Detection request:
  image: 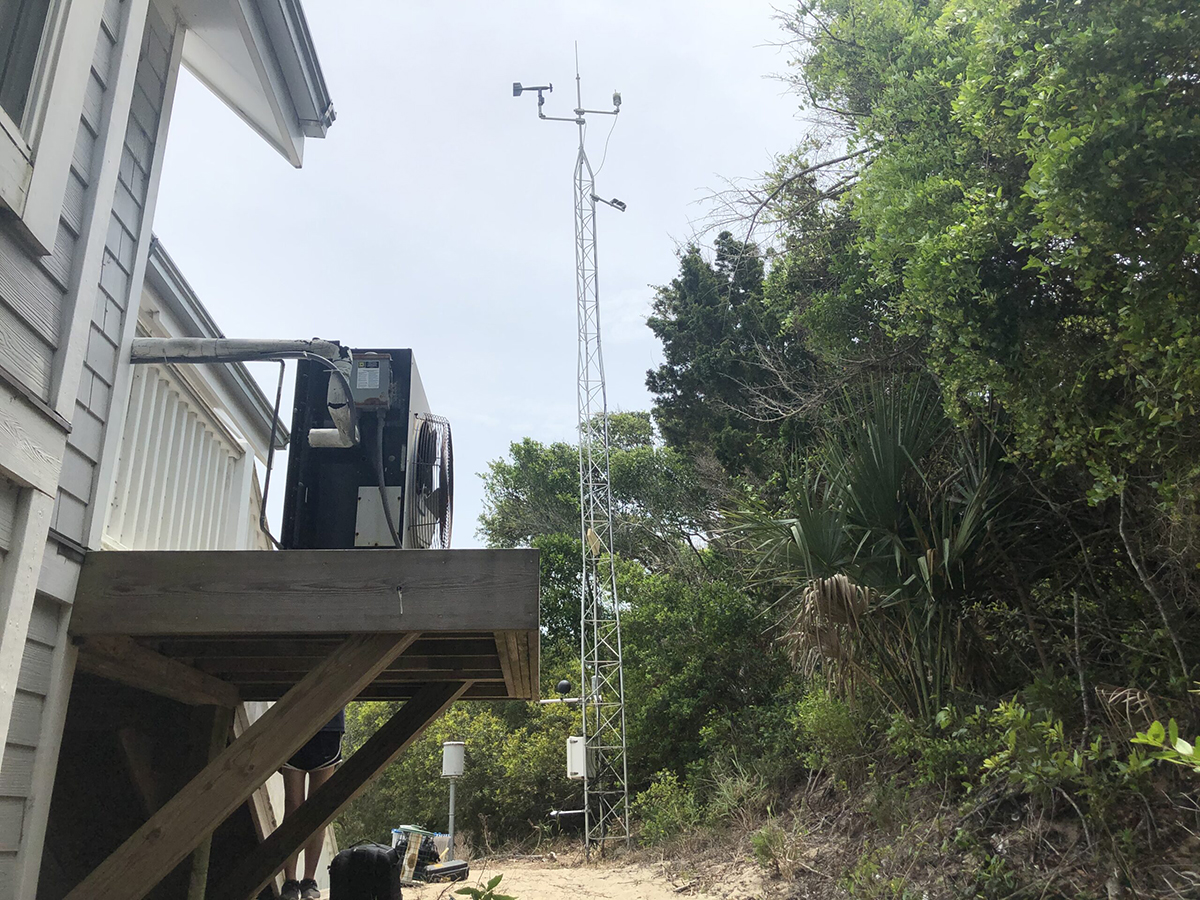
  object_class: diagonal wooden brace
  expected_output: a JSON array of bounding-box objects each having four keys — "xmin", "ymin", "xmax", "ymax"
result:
[
  {"xmin": 63, "ymin": 632, "xmax": 420, "ymax": 900},
  {"xmin": 213, "ymin": 680, "xmax": 472, "ymax": 900},
  {"xmin": 76, "ymin": 635, "xmax": 241, "ymax": 708}
]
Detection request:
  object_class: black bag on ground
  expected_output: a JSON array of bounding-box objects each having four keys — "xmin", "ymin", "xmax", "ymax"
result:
[{"xmin": 328, "ymin": 842, "xmax": 402, "ymax": 900}]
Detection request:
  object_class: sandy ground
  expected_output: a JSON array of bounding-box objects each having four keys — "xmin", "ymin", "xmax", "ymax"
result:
[{"xmin": 402, "ymin": 856, "xmax": 767, "ymax": 900}]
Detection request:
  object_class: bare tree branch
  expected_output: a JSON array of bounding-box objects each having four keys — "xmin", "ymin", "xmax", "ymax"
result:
[{"xmin": 1119, "ymin": 487, "xmax": 1191, "ymax": 685}]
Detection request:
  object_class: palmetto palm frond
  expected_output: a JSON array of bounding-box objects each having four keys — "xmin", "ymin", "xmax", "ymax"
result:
[{"xmin": 733, "ymin": 377, "xmax": 1006, "ymax": 720}]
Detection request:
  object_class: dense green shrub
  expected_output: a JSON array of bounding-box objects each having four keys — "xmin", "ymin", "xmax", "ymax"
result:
[
  {"xmin": 886, "ymin": 706, "xmax": 998, "ymax": 791},
  {"xmin": 631, "ymin": 771, "xmax": 701, "ymax": 845},
  {"xmin": 981, "ymin": 700, "xmax": 1153, "ymax": 823},
  {"xmin": 337, "ymin": 701, "xmax": 577, "ymax": 849},
  {"xmin": 794, "ymin": 689, "xmax": 870, "ymax": 786}
]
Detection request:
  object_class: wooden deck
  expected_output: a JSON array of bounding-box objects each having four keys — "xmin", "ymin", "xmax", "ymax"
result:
[
  {"xmin": 61, "ymin": 547, "xmax": 540, "ymax": 900},
  {"xmin": 71, "ymin": 548, "xmax": 541, "ymax": 702}
]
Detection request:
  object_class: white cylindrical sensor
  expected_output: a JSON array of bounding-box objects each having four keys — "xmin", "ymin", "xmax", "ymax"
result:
[{"xmin": 442, "ymin": 741, "xmax": 465, "ymax": 778}]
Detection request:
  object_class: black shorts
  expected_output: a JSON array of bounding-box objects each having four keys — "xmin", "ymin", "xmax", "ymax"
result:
[{"xmin": 283, "ymin": 730, "xmax": 343, "ymax": 772}]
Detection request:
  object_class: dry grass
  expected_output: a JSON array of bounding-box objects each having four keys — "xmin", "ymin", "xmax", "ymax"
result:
[{"xmin": 607, "ymin": 770, "xmax": 1200, "ymax": 900}]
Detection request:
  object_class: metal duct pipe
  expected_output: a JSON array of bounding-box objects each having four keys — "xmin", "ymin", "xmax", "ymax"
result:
[{"xmin": 130, "ymin": 337, "xmax": 346, "ymax": 364}]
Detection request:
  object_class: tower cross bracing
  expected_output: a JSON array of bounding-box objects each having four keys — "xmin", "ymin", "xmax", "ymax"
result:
[{"xmin": 514, "ymin": 59, "xmax": 630, "ymax": 853}]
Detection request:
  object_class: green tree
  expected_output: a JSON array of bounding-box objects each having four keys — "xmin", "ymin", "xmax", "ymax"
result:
[
  {"xmin": 337, "ymin": 702, "xmax": 577, "ymax": 849},
  {"xmin": 646, "ymin": 232, "xmax": 815, "ymax": 480},
  {"xmin": 783, "ymin": 0, "xmax": 1200, "ymax": 502},
  {"xmin": 619, "ymin": 557, "xmax": 795, "ymax": 781},
  {"xmin": 530, "ymin": 532, "xmax": 581, "ymax": 668},
  {"xmin": 768, "ymin": 0, "xmax": 1200, "ymax": 689},
  {"xmin": 478, "ymin": 412, "xmax": 712, "ymax": 567},
  {"xmin": 477, "ymin": 415, "xmax": 799, "ymax": 794}
]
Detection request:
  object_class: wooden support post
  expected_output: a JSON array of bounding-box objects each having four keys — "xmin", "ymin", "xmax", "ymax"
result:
[
  {"xmin": 63, "ymin": 633, "xmax": 419, "ymax": 900},
  {"xmin": 494, "ymin": 633, "xmax": 518, "ymax": 698},
  {"xmin": 76, "ymin": 635, "xmax": 241, "ymax": 707},
  {"xmin": 116, "ymin": 727, "xmax": 167, "ymax": 816},
  {"xmin": 212, "ymin": 681, "xmax": 471, "ymax": 900},
  {"xmin": 233, "ymin": 705, "xmax": 279, "ymax": 844},
  {"xmin": 185, "ymin": 705, "xmax": 234, "ymax": 900}
]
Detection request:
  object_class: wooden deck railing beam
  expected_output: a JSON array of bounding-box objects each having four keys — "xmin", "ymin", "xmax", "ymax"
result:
[{"xmin": 70, "ymin": 549, "xmax": 538, "ymax": 636}]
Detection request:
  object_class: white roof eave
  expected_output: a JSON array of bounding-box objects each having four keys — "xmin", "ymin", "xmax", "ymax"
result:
[{"xmin": 176, "ymin": 0, "xmax": 334, "ymax": 167}]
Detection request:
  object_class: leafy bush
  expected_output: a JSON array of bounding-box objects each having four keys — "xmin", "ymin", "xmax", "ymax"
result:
[
  {"xmin": 631, "ymin": 771, "xmax": 701, "ymax": 845},
  {"xmin": 982, "ymin": 701, "xmax": 1152, "ymax": 822},
  {"xmin": 886, "ymin": 706, "xmax": 998, "ymax": 791},
  {"xmin": 1131, "ymin": 719, "xmax": 1200, "ymax": 774},
  {"xmin": 622, "ymin": 562, "xmax": 796, "ymax": 781},
  {"xmin": 794, "ymin": 689, "xmax": 869, "ymax": 786}
]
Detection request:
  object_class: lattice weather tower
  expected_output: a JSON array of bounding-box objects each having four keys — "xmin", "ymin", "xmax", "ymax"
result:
[{"xmin": 513, "ymin": 53, "xmax": 630, "ymax": 854}]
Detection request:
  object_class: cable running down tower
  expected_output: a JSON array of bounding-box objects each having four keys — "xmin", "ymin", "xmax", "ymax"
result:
[{"xmin": 513, "ymin": 60, "xmax": 630, "ymax": 854}]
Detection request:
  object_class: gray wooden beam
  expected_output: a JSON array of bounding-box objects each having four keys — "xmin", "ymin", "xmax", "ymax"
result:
[
  {"xmin": 63, "ymin": 633, "xmax": 419, "ymax": 900},
  {"xmin": 153, "ymin": 636, "xmax": 499, "ymax": 658},
  {"xmin": 238, "ymin": 682, "xmax": 511, "ymax": 702},
  {"xmin": 494, "ymin": 633, "xmax": 518, "ymax": 698},
  {"xmin": 75, "ymin": 635, "xmax": 241, "ymax": 707},
  {"xmin": 71, "ymin": 549, "xmax": 539, "ymax": 636},
  {"xmin": 194, "ymin": 654, "xmax": 500, "ymax": 674},
  {"xmin": 212, "ymin": 682, "xmax": 470, "ymax": 900},
  {"xmin": 226, "ymin": 671, "xmax": 503, "ymax": 684},
  {"xmin": 185, "ymin": 705, "xmax": 234, "ymax": 900}
]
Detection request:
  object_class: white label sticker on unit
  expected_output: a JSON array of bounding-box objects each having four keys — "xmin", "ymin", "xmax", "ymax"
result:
[{"xmin": 357, "ymin": 365, "xmax": 380, "ymax": 390}]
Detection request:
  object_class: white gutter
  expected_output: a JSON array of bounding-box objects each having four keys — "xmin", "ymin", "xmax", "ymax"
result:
[{"xmin": 253, "ymin": 0, "xmax": 336, "ymax": 137}]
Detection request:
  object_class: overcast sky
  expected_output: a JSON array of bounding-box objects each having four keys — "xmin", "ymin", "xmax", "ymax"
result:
[{"xmin": 153, "ymin": 1, "xmax": 802, "ymax": 547}]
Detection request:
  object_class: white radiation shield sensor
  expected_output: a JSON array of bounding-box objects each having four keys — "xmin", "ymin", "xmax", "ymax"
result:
[{"xmin": 442, "ymin": 741, "xmax": 465, "ymax": 778}]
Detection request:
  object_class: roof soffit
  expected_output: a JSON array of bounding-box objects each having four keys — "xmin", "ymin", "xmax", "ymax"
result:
[{"xmin": 169, "ymin": 0, "xmax": 333, "ymax": 166}]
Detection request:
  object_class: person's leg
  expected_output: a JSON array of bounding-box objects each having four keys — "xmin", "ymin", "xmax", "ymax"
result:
[
  {"xmin": 301, "ymin": 764, "xmax": 336, "ymax": 881},
  {"xmin": 281, "ymin": 767, "xmax": 307, "ymax": 883}
]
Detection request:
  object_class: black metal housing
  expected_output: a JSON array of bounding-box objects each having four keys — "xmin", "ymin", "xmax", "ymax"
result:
[{"xmin": 282, "ymin": 349, "xmax": 418, "ymax": 550}]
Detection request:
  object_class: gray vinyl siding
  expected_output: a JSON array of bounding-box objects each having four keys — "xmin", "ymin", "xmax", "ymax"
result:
[
  {"xmin": 0, "ymin": 479, "xmax": 55, "ymax": 882},
  {"xmin": 0, "ymin": 482, "xmax": 13, "ymax": 885},
  {"xmin": 0, "ymin": 595, "xmax": 61, "ymax": 878},
  {"xmin": 53, "ymin": 2, "xmax": 172, "ymax": 544},
  {"xmin": 0, "ymin": 7, "xmax": 131, "ymax": 402},
  {"xmin": 0, "ymin": 230, "xmax": 58, "ymax": 400},
  {"xmin": 0, "ymin": 477, "xmax": 15, "ymax": 557}
]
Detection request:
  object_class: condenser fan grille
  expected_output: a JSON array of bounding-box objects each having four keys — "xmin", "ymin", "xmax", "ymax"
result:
[{"xmin": 408, "ymin": 414, "xmax": 453, "ymax": 549}]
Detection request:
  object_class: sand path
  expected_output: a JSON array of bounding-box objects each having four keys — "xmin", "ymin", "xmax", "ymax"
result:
[{"xmin": 403, "ymin": 856, "xmax": 758, "ymax": 900}]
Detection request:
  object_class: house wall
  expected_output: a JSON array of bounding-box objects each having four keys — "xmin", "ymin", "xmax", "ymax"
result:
[
  {"xmin": 0, "ymin": 1, "xmax": 329, "ymax": 894},
  {"xmin": 55, "ymin": 0, "xmax": 174, "ymax": 547},
  {"xmin": 0, "ymin": 2, "xmax": 184, "ymax": 896}
]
